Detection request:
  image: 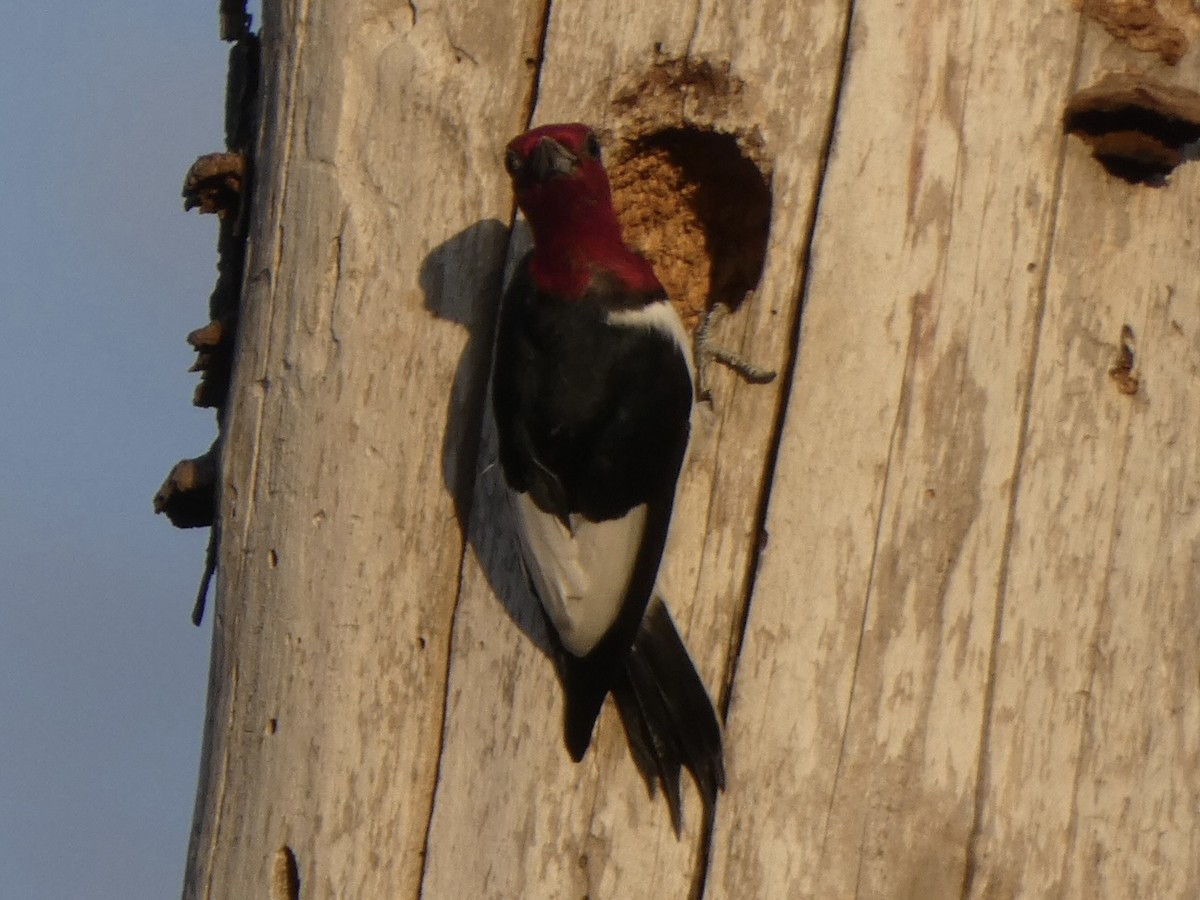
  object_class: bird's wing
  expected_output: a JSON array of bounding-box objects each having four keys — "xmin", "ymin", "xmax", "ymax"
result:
[{"xmin": 493, "ymin": 259, "xmax": 693, "ymax": 657}]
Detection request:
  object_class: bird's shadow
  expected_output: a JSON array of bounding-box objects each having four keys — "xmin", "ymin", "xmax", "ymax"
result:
[{"xmin": 419, "ymin": 217, "xmax": 553, "ymax": 657}]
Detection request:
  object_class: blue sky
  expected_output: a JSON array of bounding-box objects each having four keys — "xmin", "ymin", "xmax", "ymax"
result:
[{"xmin": 0, "ymin": 4, "xmax": 251, "ymax": 896}]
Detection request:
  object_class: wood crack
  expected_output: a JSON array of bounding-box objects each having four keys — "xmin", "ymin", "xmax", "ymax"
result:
[
  {"xmin": 958, "ymin": 13, "xmax": 1089, "ymax": 898},
  {"xmin": 1058, "ymin": 341, "xmax": 1138, "ymax": 893},
  {"xmin": 240, "ymin": 0, "xmax": 310, "ymax": 553},
  {"xmin": 202, "ymin": 661, "xmax": 240, "ymax": 900},
  {"xmin": 523, "ymin": 0, "xmax": 554, "ymax": 131},
  {"xmin": 414, "ymin": 516, "xmax": 481, "ymax": 900},
  {"xmin": 416, "ymin": 3, "xmax": 554, "ymax": 897},
  {"xmin": 706, "ymin": 0, "xmax": 860, "ymax": 888},
  {"xmin": 717, "ymin": 0, "xmax": 859, "ymax": 713},
  {"xmin": 818, "ymin": 279, "xmax": 922, "ymax": 862}
]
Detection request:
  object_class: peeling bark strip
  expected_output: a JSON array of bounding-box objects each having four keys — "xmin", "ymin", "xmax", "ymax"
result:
[
  {"xmin": 184, "ymin": 0, "xmax": 1200, "ymax": 897},
  {"xmin": 154, "ymin": 6, "xmax": 259, "ymax": 625},
  {"xmin": 1064, "ymin": 72, "xmax": 1200, "ymax": 183},
  {"xmin": 154, "ymin": 445, "xmax": 218, "ymax": 529},
  {"xmin": 182, "ymin": 151, "xmax": 247, "ymax": 216}
]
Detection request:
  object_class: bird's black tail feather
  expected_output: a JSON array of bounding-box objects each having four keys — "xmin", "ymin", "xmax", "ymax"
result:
[
  {"xmin": 611, "ymin": 597, "xmax": 725, "ymax": 834},
  {"xmin": 556, "ymin": 596, "xmax": 725, "ymax": 833}
]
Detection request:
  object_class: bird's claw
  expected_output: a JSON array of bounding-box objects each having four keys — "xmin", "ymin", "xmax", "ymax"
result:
[{"xmin": 694, "ymin": 301, "xmax": 777, "ymax": 403}]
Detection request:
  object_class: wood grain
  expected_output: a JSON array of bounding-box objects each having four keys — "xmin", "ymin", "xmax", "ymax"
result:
[
  {"xmin": 421, "ymin": 0, "xmax": 850, "ymax": 895},
  {"xmin": 710, "ymin": 1, "xmax": 1084, "ymax": 895},
  {"xmin": 183, "ymin": 0, "xmax": 1200, "ymax": 897},
  {"xmin": 965, "ymin": 29, "xmax": 1200, "ymax": 900},
  {"xmin": 182, "ymin": 0, "xmax": 545, "ymax": 896}
]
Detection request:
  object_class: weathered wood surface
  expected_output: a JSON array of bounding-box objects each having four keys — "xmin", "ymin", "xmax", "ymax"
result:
[
  {"xmin": 184, "ymin": 0, "xmax": 1200, "ymax": 897},
  {"xmin": 183, "ymin": 0, "xmax": 546, "ymax": 896},
  {"xmin": 711, "ymin": 2, "xmax": 1081, "ymax": 896},
  {"xmin": 962, "ymin": 26, "xmax": 1200, "ymax": 900},
  {"xmin": 421, "ymin": 0, "xmax": 850, "ymax": 897}
]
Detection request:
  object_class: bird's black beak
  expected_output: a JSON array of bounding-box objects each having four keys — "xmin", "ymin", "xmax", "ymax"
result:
[{"xmin": 527, "ymin": 137, "xmax": 579, "ymax": 181}]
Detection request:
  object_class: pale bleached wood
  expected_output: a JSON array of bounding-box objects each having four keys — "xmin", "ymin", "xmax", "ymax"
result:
[
  {"xmin": 418, "ymin": 1, "xmax": 851, "ymax": 896},
  {"xmin": 709, "ymin": 1, "xmax": 1089, "ymax": 896},
  {"xmin": 965, "ymin": 33, "xmax": 1200, "ymax": 900},
  {"xmin": 182, "ymin": 1, "xmax": 545, "ymax": 897},
  {"xmin": 187, "ymin": 0, "xmax": 1200, "ymax": 897}
]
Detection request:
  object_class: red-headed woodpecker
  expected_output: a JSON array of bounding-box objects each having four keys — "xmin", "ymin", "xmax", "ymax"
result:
[{"xmin": 492, "ymin": 123, "xmax": 724, "ymax": 832}]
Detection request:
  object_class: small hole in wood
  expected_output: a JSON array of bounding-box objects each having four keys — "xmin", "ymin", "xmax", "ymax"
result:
[
  {"xmin": 1108, "ymin": 324, "xmax": 1140, "ymax": 395},
  {"xmin": 1064, "ymin": 73, "xmax": 1200, "ymax": 185},
  {"xmin": 271, "ymin": 846, "xmax": 300, "ymax": 900},
  {"xmin": 609, "ymin": 128, "xmax": 771, "ymax": 329}
]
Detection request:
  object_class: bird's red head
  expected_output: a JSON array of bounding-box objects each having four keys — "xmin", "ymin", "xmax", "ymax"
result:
[
  {"xmin": 504, "ymin": 123, "xmax": 661, "ymax": 298},
  {"xmin": 504, "ymin": 123, "xmax": 608, "ymax": 205}
]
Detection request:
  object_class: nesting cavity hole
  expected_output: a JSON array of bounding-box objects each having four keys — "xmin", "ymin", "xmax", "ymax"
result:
[{"xmin": 608, "ymin": 127, "xmax": 772, "ymax": 330}]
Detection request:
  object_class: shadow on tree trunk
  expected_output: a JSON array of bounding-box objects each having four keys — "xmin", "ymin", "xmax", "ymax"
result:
[{"xmin": 419, "ymin": 216, "xmax": 555, "ymax": 659}]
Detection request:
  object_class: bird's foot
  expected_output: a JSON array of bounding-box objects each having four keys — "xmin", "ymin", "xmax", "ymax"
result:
[{"xmin": 694, "ymin": 302, "xmax": 777, "ymax": 403}]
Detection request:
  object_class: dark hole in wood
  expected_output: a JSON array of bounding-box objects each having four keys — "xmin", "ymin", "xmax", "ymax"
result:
[
  {"xmin": 272, "ymin": 846, "xmax": 300, "ymax": 900},
  {"xmin": 645, "ymin": 128, "xmax": 771, "ymax": 311},
  {"xmin": 610, "ymin": 128, "xmax": 771, "ymax": 328},
  {"xmin": 1064, "ymin": 74, "xmax": 1200, "ymax": 185}
]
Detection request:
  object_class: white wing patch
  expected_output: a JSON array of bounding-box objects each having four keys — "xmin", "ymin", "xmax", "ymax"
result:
[
  {"xmin": 512, "ymin": 490, "xmax": 647, "ymax": 656},
  {"xmin": 607, "ymin": 300, "xmax": 695, "ymax": 374}
]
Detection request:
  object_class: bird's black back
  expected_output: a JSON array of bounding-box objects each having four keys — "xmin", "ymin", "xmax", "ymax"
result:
[{"xmin": 492, "ymin": 253, "xmax": 694, "ymax": 755}]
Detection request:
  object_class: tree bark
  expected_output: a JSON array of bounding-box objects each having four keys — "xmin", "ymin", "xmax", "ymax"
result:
[{"xmin": 184, "ymin": 1, "xmax": 1200, "ymax": 897}]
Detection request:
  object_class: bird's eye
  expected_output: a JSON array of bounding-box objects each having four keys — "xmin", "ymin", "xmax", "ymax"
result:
[
  {"xmin": 504, "ymin": 148, "xmax": 522, "ymax": 175},
  {"xmin": 585, "ymin": 132, "xmax": 602, "ymax": 159}
]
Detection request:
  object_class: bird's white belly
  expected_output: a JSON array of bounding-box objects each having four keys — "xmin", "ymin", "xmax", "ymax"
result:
[{"xmin": 512, "ymin": 491, "xmax": 647, "ymax": 656}]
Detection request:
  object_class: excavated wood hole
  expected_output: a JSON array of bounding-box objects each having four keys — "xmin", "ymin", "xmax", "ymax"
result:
[
  {"xmin": 1064, "ymin": 72, "xmax": 1200, "ymax": 184},
  {"xmin": 608, "ymin": 128, "xmax": 772, "ymax": 330},
  {"xmin": 1109, "ymin": 324, "xmax": 1140, "ymax": 395},
  {"xmin": 270, "ymin": 846, "xmax": 300, "ymax": 900}
]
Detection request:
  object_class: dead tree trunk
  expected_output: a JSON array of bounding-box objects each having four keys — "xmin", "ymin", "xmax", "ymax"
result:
[{"xmin": 184, "ymin": 1, "xmax": 1200, "ymax": 897}]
